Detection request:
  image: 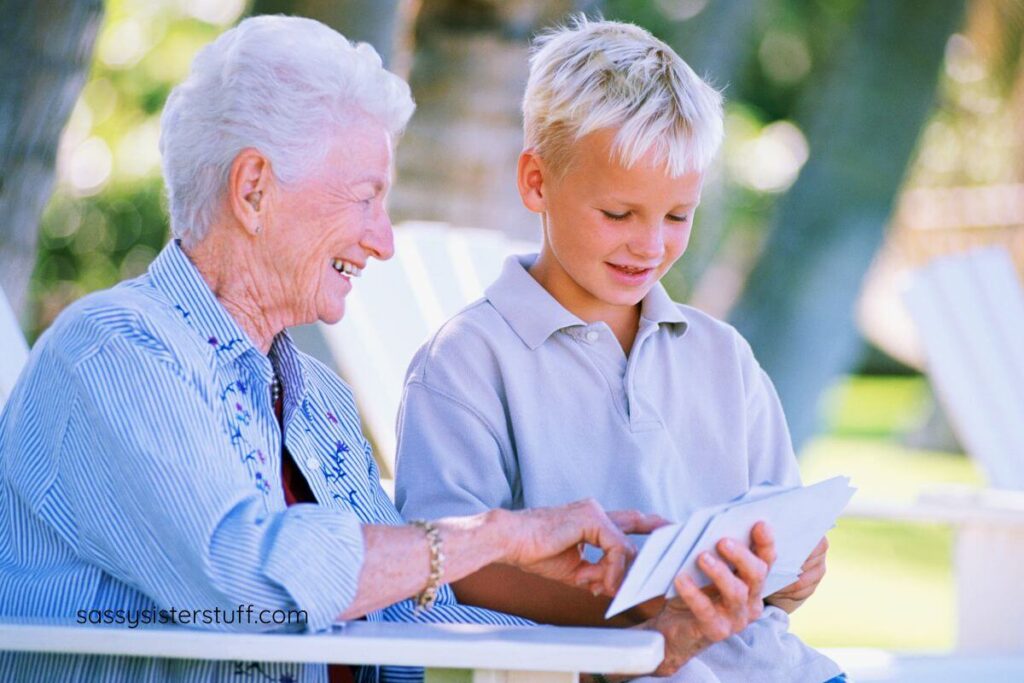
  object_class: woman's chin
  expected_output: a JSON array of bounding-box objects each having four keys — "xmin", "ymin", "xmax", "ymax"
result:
[{"xmin": 317, "ymin": 300, "xmax": 347, "ymax": 326}]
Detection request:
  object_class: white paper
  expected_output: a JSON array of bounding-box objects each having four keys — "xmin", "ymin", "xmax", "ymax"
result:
[{"xmin": 606, "ymin": 476, "xmax": 856, "ymax": 618}]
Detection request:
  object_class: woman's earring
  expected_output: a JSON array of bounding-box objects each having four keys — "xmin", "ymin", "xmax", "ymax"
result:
[{"xmin": 255, "ymin": 223, "xmax": 262, "ymax": 234}]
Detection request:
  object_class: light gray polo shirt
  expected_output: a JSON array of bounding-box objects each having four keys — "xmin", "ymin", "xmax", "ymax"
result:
[{"xmin": 395, "ymin": 254, "xmax": 840, "ymax": 683}]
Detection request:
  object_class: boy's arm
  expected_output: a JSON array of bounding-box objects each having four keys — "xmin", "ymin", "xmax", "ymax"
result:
[
  {"xmin": 452, "ymin": 561, "xmax": 661, "ymax": 628},
  {"xmin": 396, "ymin": 379, "xmax": 515, "ymax": 518}
]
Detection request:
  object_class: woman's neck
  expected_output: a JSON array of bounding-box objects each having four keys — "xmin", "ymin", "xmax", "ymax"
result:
[{"xmin": 183, "ymin": 233, "xmax": 290, "ymax": 355}]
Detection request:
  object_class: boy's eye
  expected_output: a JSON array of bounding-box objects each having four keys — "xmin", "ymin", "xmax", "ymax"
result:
[
  {"xmin": 667, "ymin": 213, "xmax": 689, "ymax": 223},
  {"xmin": 601, "ymin": 210, "xmax": 630, "ymax": 221}
]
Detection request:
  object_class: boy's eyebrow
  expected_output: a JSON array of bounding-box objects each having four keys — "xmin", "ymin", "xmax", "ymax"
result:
[{"xmin": 607, "ymin": 197, "xmax": 700, "ymax": 211}]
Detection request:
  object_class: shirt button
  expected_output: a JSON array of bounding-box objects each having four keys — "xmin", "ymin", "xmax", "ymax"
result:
[
  {"xmin": 585, "ymin": 330, "xmax": 599, "ymax": 343},
  {"xmin": 305, "ymin": 457, "xmax": 319, "ymax": 470}
]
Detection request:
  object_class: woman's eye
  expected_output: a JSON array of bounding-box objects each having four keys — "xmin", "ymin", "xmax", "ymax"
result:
[
  {"xmin": 667, "ymin": 214, "xmax": 689, "ymax": 223},
  {"xmin": 601, "ymin": 210, "xmax": 630, "ymax": 221}
]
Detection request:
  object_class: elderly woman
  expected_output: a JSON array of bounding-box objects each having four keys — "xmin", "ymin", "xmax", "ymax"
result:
[{"xmin": 0, "ymin": 16, "xmax": 659, "ymax": 683}]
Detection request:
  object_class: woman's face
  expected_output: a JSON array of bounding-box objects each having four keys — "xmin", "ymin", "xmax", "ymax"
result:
[{"xmin": 265, "ymin": 116, "xmax": 394, "ymax": 325}]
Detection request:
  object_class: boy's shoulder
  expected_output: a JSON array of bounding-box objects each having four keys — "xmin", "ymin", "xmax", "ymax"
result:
[
  {"xmin": 666, "ymin": 301, "xmax": 753, "ymax": 354},
  {"xmin": 406, "ymin": 297, "xmax": 518, "ymax": 387}
]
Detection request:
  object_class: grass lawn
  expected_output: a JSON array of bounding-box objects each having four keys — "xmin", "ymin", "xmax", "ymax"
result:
[{"xmin": 790, "ymin": 375, "xmax": 983, "ymax": 651}]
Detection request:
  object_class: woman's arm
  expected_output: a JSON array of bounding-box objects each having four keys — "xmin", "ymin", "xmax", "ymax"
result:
[{"xmin": 341, "ymin": 501, "xmax": 645, "ymax": 620}]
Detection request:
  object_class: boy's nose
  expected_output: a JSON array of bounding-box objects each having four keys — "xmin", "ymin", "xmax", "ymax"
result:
[{"xmin": 630, "ymin": 223, "xmax": 666, "ymax": 260}]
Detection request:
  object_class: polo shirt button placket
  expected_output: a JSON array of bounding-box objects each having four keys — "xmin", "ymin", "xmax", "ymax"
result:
[{"xmin": 585, "ymin": 330, "xmax": 599, "ymax": 343}]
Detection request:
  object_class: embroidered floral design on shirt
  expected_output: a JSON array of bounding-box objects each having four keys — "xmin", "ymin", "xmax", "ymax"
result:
[
  {"xmin": 208, "ymin": 336, "xmax": 245, "ymax": 354},
  {"xmin": 174, "ymin": 304, "xmax": 194, "ymax": 328}
]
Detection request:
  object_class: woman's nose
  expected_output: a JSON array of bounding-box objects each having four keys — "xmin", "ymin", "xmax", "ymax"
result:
[{"xmin": 363, "ymin": 211, "xmax": 395, "ymax": 261}]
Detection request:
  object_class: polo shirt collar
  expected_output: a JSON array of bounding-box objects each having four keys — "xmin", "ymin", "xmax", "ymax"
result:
[
  {"xmin": 485, "ymin": 254, "xmax": 584, "ymax": 350},
  {"xmin": 486, "ymin": 253, "xmax": 689, "ymax": 349},
  {"xmin": 148, "ymin": 240, "xmax": 262, "ymax": 366},
  {"xmin": 640, "ymin": 280, "xmax": 690, "ymax": 337}
]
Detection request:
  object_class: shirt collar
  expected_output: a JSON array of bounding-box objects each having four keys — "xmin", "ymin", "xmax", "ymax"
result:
[
  {"xmin": 485, "ymin": 253, "xmax": 689, "ymax": 349},
  {"xmin": 485, "ymin": 254, "xmax": 585, "ymax": 350},
  {"xmin": 640, "ymin": 279, "xmax": 690, "ymax": 337},
  {"xmin": 148, "ymin": 240, "xmax": 263, "ymax": 366}
]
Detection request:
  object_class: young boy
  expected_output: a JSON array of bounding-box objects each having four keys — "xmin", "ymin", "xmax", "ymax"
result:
[{"xmin": 395, "ymin": 17, "xmax": 840, "ymax": 683}]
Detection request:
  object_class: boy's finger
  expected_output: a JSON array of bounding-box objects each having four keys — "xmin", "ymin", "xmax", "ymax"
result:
[
  {"xmin": 750, "ymin": 521, "xmax": 777, "ymax": 568},
  {"xmin": 803, "ymin": 537, "xmax": 829, "ymax": 567},
  {"xmin": 675, "ymin": 574, "xmax": 732, "ymax": 642},
  {"xmin": 717, "ymin": 539, "xmax": 767, "ymax": 596},
  {"xmin": 699, "ymin": 551, "xmax": 749, "ymax": 609}
]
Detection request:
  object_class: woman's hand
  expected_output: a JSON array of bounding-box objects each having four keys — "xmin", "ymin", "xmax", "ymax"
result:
[
  {"xmin": 498, "ymin": 500, "xmax": 665, "ymax": 597},
  {"xmin": 642, "ymin": 522, "xmax": 775, "ymax": 676},
  {"xmin": 765, "ymin": 535, "xmax": 828, "ymax": 613}
]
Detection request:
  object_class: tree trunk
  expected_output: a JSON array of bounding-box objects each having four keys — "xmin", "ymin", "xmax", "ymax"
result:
[
  {"xmin": 728, "ymin": 0, "xmax": 965, "ymax": 451},
  {"xmin": 252, "ymin": 0, "xmax": 417, "ymax": 72},
  {"xmin": 387, "ymin": 0, "xmax": 578, "ymax": 241},
  {"xmin": 0, "ymin": 0, "xmax": 104, "ymax": 320}
]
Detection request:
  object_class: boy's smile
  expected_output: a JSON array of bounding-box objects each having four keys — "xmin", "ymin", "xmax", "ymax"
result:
[{"xmin": 519, "ymin": 128, "xmax": 704, "ymax": 349}]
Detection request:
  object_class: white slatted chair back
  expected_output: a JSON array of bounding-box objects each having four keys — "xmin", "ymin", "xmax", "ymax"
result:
[
  {"xmin": 903, "ymin": 246, "xmax": 1024, "ymax": 490},
  {"xmin": 319, "ymin": 222, "xmax": 537, "ymax": 477},
  {"xmin": 0, "ymin": 288, "xmax": 30, "ymax": 411}
]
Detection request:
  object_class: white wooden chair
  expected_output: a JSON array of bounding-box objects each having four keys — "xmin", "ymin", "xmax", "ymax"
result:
[
  {"xmin": 0, "ymin": 619, "xmax": 662, "ymax": 682},
  {"xmin": 317, "ymin": 221, "xmax": 537, "ymax": 478},
  {"xmin": 844, "ymin": 247, "xmax": 1024, "ymax": 653},
  {"xmin": 823, "ymin": 646, "xmax": 1024, "ymax": 682},
  {"xmin": 0, "ymin": 281, "xmax": 662, "ymax": 681},
  {"xmin": 0, "ymin": 286, "xmax": 30, "ymax": 410}
]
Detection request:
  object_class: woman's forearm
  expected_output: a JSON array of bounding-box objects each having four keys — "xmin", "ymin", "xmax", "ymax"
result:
[{"xmin": 340, "ymin": 510, "xmax": 512, "ymax": 619}]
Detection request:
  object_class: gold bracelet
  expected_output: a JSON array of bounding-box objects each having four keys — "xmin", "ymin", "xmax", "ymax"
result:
[{"xmin": 410, "ymin": 519, "xmax": 445, "ymax": 612}]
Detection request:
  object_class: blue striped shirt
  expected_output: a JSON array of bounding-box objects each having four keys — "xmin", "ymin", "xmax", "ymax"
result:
[{"xmin": 0, "ymin": 241, "xmax": 528, "ymax": 683}]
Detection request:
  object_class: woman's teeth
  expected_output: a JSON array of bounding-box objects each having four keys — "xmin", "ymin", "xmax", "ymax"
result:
[
  {"xmin": 613, "ymin": 264, "xmax": 648, "ymax": 274},
  {"xmin": 331, "ymin": 259, "xmax": 362, "ymax": 277}
]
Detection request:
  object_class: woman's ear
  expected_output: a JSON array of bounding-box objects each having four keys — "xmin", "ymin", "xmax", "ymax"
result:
[
  {"xmin": 517, "ymin": 149, "xmax": 548, "ymax": 214},
  {"xmin": 228, "ymin": 148, "xmax": 271, "ymax": 237}
]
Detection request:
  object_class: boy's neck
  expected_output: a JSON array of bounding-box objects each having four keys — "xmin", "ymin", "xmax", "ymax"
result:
[{"xmin": 528, "ymin": 253, "xmax": 642, "ymax": 355}]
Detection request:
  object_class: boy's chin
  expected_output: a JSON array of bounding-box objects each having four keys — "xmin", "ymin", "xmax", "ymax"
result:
[{"xmin": 598, "ymin": 288, "xmax": 650, "ymax": 308}]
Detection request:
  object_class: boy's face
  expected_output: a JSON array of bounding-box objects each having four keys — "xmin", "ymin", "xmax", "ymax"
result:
[{"xmin": 520, "ymin": 128, "xmax": 703, "ymax": 318}]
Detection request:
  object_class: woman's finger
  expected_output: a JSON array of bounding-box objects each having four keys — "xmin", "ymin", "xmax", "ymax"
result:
[
  {"xmin": 573, "ymin": 500, "xmax": 633, "ymax": 561},
  {"xmin": 607, "ymin": 509, "xmax": 670, "ymax": 534}
]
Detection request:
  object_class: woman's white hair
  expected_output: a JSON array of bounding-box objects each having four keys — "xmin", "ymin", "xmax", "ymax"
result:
[
  {"xmin": 159, "ymin": 15, "xmax": 415, "ymax": 247},
  {"xmin": 523, "ymin": 15, "xmax": 723, "ymax": 178}
]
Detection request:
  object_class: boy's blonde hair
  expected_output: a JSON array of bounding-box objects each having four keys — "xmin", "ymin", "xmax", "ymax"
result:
[{"xmin": 523, "ymin": 15, "xmax": 723, "ymax": 178}]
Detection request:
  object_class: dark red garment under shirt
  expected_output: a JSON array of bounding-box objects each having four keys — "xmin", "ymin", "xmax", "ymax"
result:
[{"xmin": 276, "ymin": 386, "xmax": 355, "ymax": 683}]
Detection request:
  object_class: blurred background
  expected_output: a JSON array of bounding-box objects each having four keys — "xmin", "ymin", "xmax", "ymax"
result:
[{"xmin": 2, "ymin": 0, "xmax": 1023, "ymax": 655}]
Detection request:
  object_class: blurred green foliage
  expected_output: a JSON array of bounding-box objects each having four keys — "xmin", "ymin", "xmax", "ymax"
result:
[{"xmin": 28, "ymin": 0, "xmax": 236, "ymax": 341}]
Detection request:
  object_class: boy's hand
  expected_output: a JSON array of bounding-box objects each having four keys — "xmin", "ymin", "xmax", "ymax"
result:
[
  {"xmin": 642, "ymin": 522, "xmax": 774, "ymax": 676},
  {"xmin": 765, "ymin": 536, "xmax": 828, "ymax": 614}
]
